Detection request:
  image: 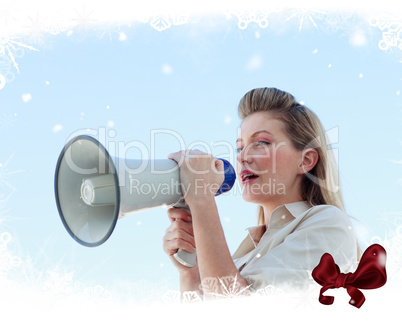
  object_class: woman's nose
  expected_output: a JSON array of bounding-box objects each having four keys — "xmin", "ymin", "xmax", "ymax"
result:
[{"xmin": 237, "ymin": 148, "xmax": 252, "ymax": 164}]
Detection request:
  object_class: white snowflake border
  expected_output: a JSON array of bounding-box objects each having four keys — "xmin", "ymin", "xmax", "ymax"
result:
[{"xmin": 1, "ymin": 8, "xmax": 402, "ymax": 88}]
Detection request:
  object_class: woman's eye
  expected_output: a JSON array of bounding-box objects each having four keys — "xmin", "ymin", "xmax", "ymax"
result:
[
  {"xmin": 236, "ymin": 141, "xmax": 269, "ymax": 153},
  {"xmin": 256, "ymin": 141, "xmax": 270, "ymax": 146}
]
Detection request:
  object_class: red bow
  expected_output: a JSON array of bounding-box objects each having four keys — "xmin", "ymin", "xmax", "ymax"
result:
[{"xmin": 311, "ymin": 244, "xmax": 387, "ymax": 308}]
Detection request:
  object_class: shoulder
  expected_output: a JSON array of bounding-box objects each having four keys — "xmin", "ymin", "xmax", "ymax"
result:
[
  {"xmin": 293, "ymin": 205, "xmax": 358, "ymax": 266},
  {"xmin": 304, "ymin": 204, "xmax": 351, "ymax": 223},
  {"xmin": 295, "ymin": 204, "xmax": 355, "ymax": 234}
]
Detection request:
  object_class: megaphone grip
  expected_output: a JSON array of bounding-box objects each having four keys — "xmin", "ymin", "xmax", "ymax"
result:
[
  {"xmin": 173, "ymin": 201, "xmax": 197, "ymax": 268},
  {"xmin": 172, "ymin": 158, "xmax": 236, "ymax": 268},
  {"xmin": 174, "ymin": 249, "xmax": 197, "ymax": 268}
]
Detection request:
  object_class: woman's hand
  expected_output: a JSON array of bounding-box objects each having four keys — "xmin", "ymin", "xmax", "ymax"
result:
[
  {"xmin": 163, "ymin": 207, "xmax": 199, "ymax": 275},
  {"xmin": 167, "ymin": 149, "xmax": 224, "ymax": 206}
]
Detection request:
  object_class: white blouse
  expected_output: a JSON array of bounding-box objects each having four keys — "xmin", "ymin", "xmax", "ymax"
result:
[{"xmin": 232, "ymin": 201, "xmax": 358, "ymax": 292}]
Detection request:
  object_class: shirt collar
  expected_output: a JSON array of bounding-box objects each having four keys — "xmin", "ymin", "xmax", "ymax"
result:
[
  {"xmin": 283, "ymin": 201, "xmax": 311, "ymax": 217},
  {"xmin": 246, "ymin": 201, "xmax": 311, "ymax": 245},
  {"xmin": 246, "ymin": 225, "xmax": 266, "ymax": 247}
]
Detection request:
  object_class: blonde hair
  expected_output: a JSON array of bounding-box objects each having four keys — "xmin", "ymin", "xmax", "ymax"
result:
[{"xmin": 238, "ymin": 87, "xmax": 345, "ymax": 226}]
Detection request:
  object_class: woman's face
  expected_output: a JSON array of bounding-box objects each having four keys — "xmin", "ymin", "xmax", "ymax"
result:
[{"xmin": 236, "ymin": 111, "xmax": 303, "ymax": 206}]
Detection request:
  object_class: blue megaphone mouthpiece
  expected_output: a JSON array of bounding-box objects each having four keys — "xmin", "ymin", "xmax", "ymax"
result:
[{"xmin": 215, "ymin": 158, "xmax": 236, "ymax": 196}]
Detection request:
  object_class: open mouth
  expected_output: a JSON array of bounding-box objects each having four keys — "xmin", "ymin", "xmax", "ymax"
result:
[{"xmin": 241, "ymin": 171, "xmax": 260, "ymax": 184}]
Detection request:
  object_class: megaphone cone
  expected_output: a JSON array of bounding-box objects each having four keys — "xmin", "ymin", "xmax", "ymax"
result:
[
  {"xmin": 55, "ymin": 135, "xmax": 120, "ymax": 247},
  {"xmin": 55, "ymin": 135, "xmax": 236, "ymax": 266}
]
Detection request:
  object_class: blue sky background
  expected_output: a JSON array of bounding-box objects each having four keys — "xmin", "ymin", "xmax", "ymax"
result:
[{"xmin": 1, "ymin": 4, "xmax": 402, "ymax": 305}]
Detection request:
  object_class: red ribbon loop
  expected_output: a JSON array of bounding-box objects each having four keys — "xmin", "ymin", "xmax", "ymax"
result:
[{"xmin": 311, "ymin": 244, "xmax": 387, "ymax": 308}]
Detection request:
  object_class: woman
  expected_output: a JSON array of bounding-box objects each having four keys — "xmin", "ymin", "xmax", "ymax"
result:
[{"xmin": 163, "ymin": 87, "xmax": 358, "ymax": 299}]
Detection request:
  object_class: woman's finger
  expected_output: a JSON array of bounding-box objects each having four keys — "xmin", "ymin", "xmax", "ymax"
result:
[
  {"xmin": 164, "ymin": 228, "xmax": 195, "ymax": 246},
  {"xmin": 163, "ymin": 230, "xmax": 196, "ymax": 254},
  {"xmin": 167, "ymin": 149, "xmax": 209, "ymax": 166},
  {"xmin": 165, "ymin": 219, "xmax": 194, "ymax": 236},
  {"xmin": 163, "ymin": 238, "xmax": 196, "ymax": 255},
  {"xmin": 167, "ymin": 207, "xmax": 192, "ymax": 223},
  {"xmin": 167, "ymin": 150, "xmax": 185, "ymax": 165}
]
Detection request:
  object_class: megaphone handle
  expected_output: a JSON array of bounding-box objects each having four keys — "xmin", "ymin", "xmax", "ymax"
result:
[{"xmin": 172, "ymin": 202, "xmax": 197, "ymax": 268}]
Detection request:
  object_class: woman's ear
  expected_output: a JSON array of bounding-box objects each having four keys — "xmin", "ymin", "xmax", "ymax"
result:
[{"xmin": 298, "ymin": 148, "xmax": 319, "ymax": 174}]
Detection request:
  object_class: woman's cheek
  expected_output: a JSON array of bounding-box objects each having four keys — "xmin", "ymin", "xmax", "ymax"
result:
[{"xmin": 266, "ymin": 150, "xmax": 290, "ymax": 176}]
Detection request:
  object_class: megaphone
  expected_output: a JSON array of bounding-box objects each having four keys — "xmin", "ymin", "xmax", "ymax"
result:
[{"xmin": 54, "ymin": 135, "xmax": 236, "ymax": 267}]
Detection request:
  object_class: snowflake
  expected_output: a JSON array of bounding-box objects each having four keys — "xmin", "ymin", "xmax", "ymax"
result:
[
  {"xmin": 0, "ymin": 73, "xmax": 5, "ymax": 89},
  {"xmin": 99, "ymin": 23, "xmax": 121, "ymax": 40},
  {"xmin": 112, "ymin": 278, "xmax": 169, "ymax": 305},
  {"xmin": 40, "ymin": 11, "xmax": 69, "ymax": 37},
  {"xmin": 182, "ymin": 290, "xmax": 202, "ymax": 303},
  {"xmin": 0, "ymin": 35, "xmax": 38, "ymax": 73},
  {"xmin": 0, "ymin": 232, "xmax": 22, "ymax": 279},
  {"xmin": 134, "ymin": 15, "xmax": 150, "ymax": 25},
  {"xmin": 390, "ymin": 228, "xmax": 402, "ymax": 281},
  {"xmin": 73, "ymin": 6, "xmax": 97, "ymax": 35},
  {"xmin": 255, "ymin": 284, "xmax": 273, "ymax": 296},
  {"xmin": 162, "ymin": 289, "xmax": 181, "ymax": 304},
  {"xmin": 43, "ymin": 268, "xmax": 75, "ymax": 296},
  {"xmin": 0, "ymin": 192, "xmax": 14, "ymax": 227},
  {"xmin": 84, "ymin": 285, "xmax": 113, "ymax": 303},
  {"xmin": 26, "ymin": 14, "xmax": 49, "ymax": 44},
  {"xmin": 0, "ymin": 113, "xmax": 16, "ymax": 129},
  {"xmin": 377, "ymin": 210, "xmax": 402, "ymax": 235},
  {"xmin": 172, "ymin": 15, "xmax": 188, "ymax": 26},
  {"xmin": 150, "ymin": 15, "xmax": 189, "ymax": 31},
  {"xmin": 0, "ymin": 154, "xmax": 23, "ymax": 192},
  {"xmin": 390, "ymin": 141, "xmax": 402, "ymax": 185},
  {"xmin": 284, "ymin": 9, "xmax": 325, "ymax": 32},
  {"xmin": 370, "ymin": 226, "xmax": 402, "ymax": 284},
  {"xmin": 226, "ymin": 9, "xmax": 271, "ymax": 29},
  {"xmin": 370, "ymin": 14, "xmax": 402, "ymax": 51},
  {"xmin": 47, "ymin": 22, "xmax": 68, "ymax": 36},
  {"xmin": 0, "ymin": 2, "xmax": 18, "ymax": 26},
  {"xmin": 150, "ymin": 16, "xmax": 171, "ymax": 31},
  {"xmin": 292, "ymin": 284, "xmax": 318, "ymax": 310},
  {"xmin": 321, "ymin": 11, "xmax": 356, "ymax": 34},
  {"xmin": 201, "ymin": 275, "xmax": 251, "ymax": 299},
  {"xmin": 324, "ymin": 12, "xmax": 342, "ymax": 31},
  {"xmin": 0, "ymin": 57, "xmax": 15, "ymax": 83}
]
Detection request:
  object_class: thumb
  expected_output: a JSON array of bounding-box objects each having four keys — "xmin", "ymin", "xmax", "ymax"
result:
[{"xmin": 215, "ymin": 159, "xmax": 224, "ymax": 173}]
